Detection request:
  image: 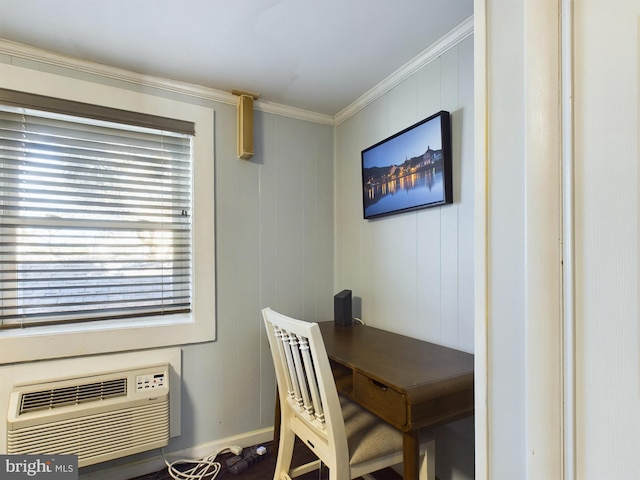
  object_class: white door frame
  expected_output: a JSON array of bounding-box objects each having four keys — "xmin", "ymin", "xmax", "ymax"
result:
[
  {"xmin": 472, "ymin": 1, "xmax": 489, "ymax": 477},
  {"xmin": 474, "ymin": 0, "xmax": 575, "ymax": 478}
]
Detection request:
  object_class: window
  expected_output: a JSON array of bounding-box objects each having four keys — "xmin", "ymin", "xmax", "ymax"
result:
[
  {"xmin": 0, "ymin": 67, "xmax": 215, "ymax": 364},
  {"xmin": 0, "ymin": 89, "xmax": 195, "ymax": 329}
]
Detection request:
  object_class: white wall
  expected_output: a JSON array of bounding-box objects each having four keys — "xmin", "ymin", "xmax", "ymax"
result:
[
  {"xmin": 334, "ymin": 35, "xmax": 475, "ymax": 480},
  {"xmin": 573, "ymin": 0, "xmax": 640, "ymax": 477},
  {"xmin": 485, "ymin": 3, "xmax": 526, "ymax": 478},
  {"xmin": 182, "ymin": 105, "xmax": 334, "ymax": 447}
]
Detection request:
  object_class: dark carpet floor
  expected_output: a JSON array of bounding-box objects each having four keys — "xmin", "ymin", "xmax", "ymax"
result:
[{"xmin": 130, "ymin": 438, "xmax": 402, "ymax": 480}]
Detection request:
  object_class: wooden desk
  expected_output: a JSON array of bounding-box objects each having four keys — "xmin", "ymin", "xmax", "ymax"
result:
[{"xmin": 317, "ymin": 322, "xmax": 474, "ymax": 480}]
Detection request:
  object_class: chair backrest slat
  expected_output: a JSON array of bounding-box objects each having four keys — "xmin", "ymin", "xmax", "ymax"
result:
[
  {"xmin": 273, "ymin": 326, "xmax": 297, "ymax": 403},
  {"xmin": 281, "ymin": 328, "xmax": 305, "ymax": 409},
  {"xmin": 298, "ymin": 335, "xmax": 324, "ymax": 423},
  {"xmin": 287, "ymin": 331, "xmax": 314, "ymax": 415}
]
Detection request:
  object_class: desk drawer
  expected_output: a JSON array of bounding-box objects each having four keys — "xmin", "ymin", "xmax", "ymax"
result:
[{"xmin": 353, "ymin": 372, "xmax": 406, "ymax": 426}]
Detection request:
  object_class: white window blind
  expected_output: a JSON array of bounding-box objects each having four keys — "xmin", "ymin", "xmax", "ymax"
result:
[{"xmin": 0, "ymin": 90, "xmax": 195, "ymax": 329}]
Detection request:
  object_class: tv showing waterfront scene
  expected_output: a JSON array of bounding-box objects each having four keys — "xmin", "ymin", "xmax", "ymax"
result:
[{"xmin": 361, "ymin": 110, "xmax": 453, "ymax": 219}]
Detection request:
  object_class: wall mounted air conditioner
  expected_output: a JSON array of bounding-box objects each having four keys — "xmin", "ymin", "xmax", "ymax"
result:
[{"xmin": 6, "ymin": 364, "xmax": 169, "ymax": 467}]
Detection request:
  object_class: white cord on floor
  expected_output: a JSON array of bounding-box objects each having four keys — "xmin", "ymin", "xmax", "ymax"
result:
[{"xmin": 162, "ymin": 446, "xmax": 241, "ymax": 480}]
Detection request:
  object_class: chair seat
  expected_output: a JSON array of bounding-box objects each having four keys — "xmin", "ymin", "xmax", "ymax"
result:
[{"xmin": 341, "ymin": 395, "xmax": 404, "ymax": 466}]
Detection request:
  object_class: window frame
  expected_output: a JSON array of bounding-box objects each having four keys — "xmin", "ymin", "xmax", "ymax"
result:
[{"xmin": 0, "ymin": 63, "xmax": 216, "ymax": 364}]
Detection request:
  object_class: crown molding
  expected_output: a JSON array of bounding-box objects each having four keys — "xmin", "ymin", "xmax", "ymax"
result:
[
  {"xmin": 256, "ymin": 98, "xmax": 335, "ymax": 125},
  {"xmin": 0, "ymin": 39, "xmax": 334, "ymax": 126},
  {"xmin": 334, "ymin": 15, "xmax": 474, "ymax": 126},
  {"xmin": 0, "ymin": 15, "xmax": 472, "ymax": 128}
]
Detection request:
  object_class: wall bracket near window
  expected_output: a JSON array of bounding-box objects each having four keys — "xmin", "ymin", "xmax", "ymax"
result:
[{"xmin": 232, "ymin": 89, "xmax": 259, "ymax": 159}]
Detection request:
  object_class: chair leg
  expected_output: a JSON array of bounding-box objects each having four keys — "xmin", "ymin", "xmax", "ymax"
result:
[
  {"xmin": 329, "ymin": 464, "xmax": 350, "ymax": 480},
  {"xmin": 273, "ymin": 427, "xmax": 296, "ymax": 480},
  {"xmin": 419, "ymin": 436, "xmax": 436, "ymax": 480}
]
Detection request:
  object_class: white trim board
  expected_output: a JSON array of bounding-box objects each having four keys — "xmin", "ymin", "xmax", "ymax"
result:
[{"xmin": 472, "ymin": 2, "xmax": 488, "ymax": 479}]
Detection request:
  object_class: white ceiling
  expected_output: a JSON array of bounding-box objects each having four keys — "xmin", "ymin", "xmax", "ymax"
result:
[{"xmin": 0, "ymin": 0, "xmax": 473, "ymax": 116}]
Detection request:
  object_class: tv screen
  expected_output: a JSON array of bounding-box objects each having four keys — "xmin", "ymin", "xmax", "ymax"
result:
[{"xmin": 361, "ymin": 110, "xmax": 453, "ymax": 219}]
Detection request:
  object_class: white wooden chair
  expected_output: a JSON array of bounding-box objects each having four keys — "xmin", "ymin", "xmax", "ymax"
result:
[{"xmin": 262, "ymin": 307, "xmax": 435, "ymax": 480}]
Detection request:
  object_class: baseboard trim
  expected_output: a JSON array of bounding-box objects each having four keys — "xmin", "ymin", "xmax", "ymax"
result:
[{"xmin": 79, "ymin": 427, "xmax": 274, "ymax": 480}]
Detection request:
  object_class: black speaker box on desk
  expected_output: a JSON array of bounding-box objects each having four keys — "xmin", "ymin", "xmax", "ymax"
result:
[{"xmin": 334, "ymin": 289, "xmax": 352, "ymax": 326}]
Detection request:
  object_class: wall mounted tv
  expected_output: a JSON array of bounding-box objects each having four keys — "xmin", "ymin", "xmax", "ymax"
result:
[{"xmin": 361, "ymin": 110, "xmax": 453, "ymax": 219}]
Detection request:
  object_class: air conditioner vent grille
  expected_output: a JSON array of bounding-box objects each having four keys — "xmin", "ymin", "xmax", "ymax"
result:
[{"xmin": 19, "ymin": 378, "xmax": 128, "ymax": 414}]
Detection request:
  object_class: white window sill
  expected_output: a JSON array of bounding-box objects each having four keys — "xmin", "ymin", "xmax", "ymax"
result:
[{"xmin": 0, "ymin": 312, "xmax": 215, "ymax": 364}]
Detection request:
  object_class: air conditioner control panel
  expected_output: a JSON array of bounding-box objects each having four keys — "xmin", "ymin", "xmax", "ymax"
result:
[{"xmin": 136, "ymin": 371, "xmax": 167, "ymax": 391}]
